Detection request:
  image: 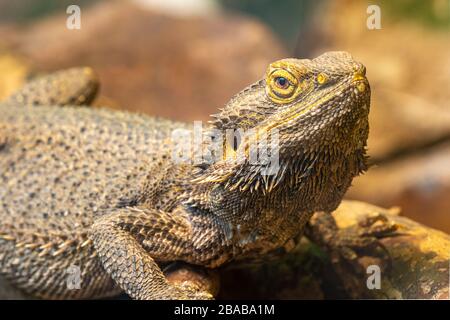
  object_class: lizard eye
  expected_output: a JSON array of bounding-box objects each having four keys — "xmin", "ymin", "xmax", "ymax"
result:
[
  {"xmin": 266, "ymin": 68, "xmax": 299, "ymax": 103},
  {"xmin": 274, "ymin": 77, "xmax": 289, "ymax": 89}
]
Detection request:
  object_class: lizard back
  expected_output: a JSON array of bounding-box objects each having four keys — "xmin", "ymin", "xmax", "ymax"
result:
[{"xmin": 0, "ymin": 104, "xmax": 187, "ymax": 298}]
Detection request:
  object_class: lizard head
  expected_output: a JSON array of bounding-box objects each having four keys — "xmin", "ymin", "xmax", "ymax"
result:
[{"xmin": 190, "ymin": 51, "xmax": 370, "ymax": 214}]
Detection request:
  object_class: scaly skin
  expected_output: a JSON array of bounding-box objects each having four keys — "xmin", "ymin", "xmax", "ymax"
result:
[
  {"xmin": 5, "ymin": 67, "xmax": 99, "ymax": 107},
  {"xmin": 0, "ymin": 52, "xmax": 371, "ymax": 299}
]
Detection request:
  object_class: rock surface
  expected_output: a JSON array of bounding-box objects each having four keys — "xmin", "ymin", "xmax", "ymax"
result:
[
  {"xmin": 218, "ymin": 201, "xmax": 450, "ymax": 299},
  {"xmin": 0, "ymin": 0, "xmax": 287, "ymax": 121}
]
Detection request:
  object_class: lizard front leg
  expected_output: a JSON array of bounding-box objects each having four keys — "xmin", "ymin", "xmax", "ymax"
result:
[{"xmin": 90, "ymin": 206, "xmax": 215, "ymax": 300}]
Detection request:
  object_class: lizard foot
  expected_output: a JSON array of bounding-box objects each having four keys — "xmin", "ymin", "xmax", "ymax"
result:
[
  {"xmin": 332, "ymin": 213, "xmax": 398, "ymax": 266},
  {"xmin": 307, "ymin": 211, "xmax": 399, "ymax": 274},
  {"xmin": 164, "ymin": 262, "xmax": 219, "ymax": 300},
  {"xmin": 174, "ymin": 283, "xmax": 215, "ymax": 300}
]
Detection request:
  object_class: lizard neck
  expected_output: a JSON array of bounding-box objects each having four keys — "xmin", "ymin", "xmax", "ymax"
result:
[{"xmin": 185, "ymin": 143, "xmax": 366, "ymax": 264}]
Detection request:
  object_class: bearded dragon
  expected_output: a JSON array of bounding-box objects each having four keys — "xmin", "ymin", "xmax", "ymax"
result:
[{"xmin": 0, "ymin": 52, "xmax": 390, "ymax": 299}]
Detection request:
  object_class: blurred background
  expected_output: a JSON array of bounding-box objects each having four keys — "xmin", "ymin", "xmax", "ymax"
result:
[{"xmin": 0, "ymin": 0, "xmax": 449, "ymax": 232}]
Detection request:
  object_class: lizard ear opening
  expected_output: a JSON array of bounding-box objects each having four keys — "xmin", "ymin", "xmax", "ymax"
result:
[
  {"xmin": 231, "ymin": 130, "xmax": 241, "ymax": 152},
  {"xmin": 223, "ymin": 129, "xmax": 242, "ymax": 161}
]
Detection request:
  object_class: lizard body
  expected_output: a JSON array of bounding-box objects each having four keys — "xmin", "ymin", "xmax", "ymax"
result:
[{"xmin": 0, "ymin": 52, "xmax": 371, "ymax": 299}]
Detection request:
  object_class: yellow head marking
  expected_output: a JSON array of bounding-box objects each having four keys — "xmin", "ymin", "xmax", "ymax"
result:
[
  {"xmin": 352, "ymin": 72, "xmax": 365, "ymax": 82},
  {"xmin": 356, "ymin": 82, "xmax": 366, "ymax": 92},
  {"xmin": 316, "ymin": 73, "xmax": 328, "ymax": 85},
  {"xmin": 352, "ymin": 71, "xmax": 367, "ymax": 92}
]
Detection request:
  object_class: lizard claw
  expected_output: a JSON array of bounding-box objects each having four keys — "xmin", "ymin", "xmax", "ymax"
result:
[
  {"xmin": 357, "ymin": 213, "xmax": 398, "ymax": 238},
  {"xmin": 328, "ymin": 213, "xmax": 399, "ymax": 273},
  {"xmin": 174, "ymin": 283, "xmax": 214, "ymax": 300}
]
